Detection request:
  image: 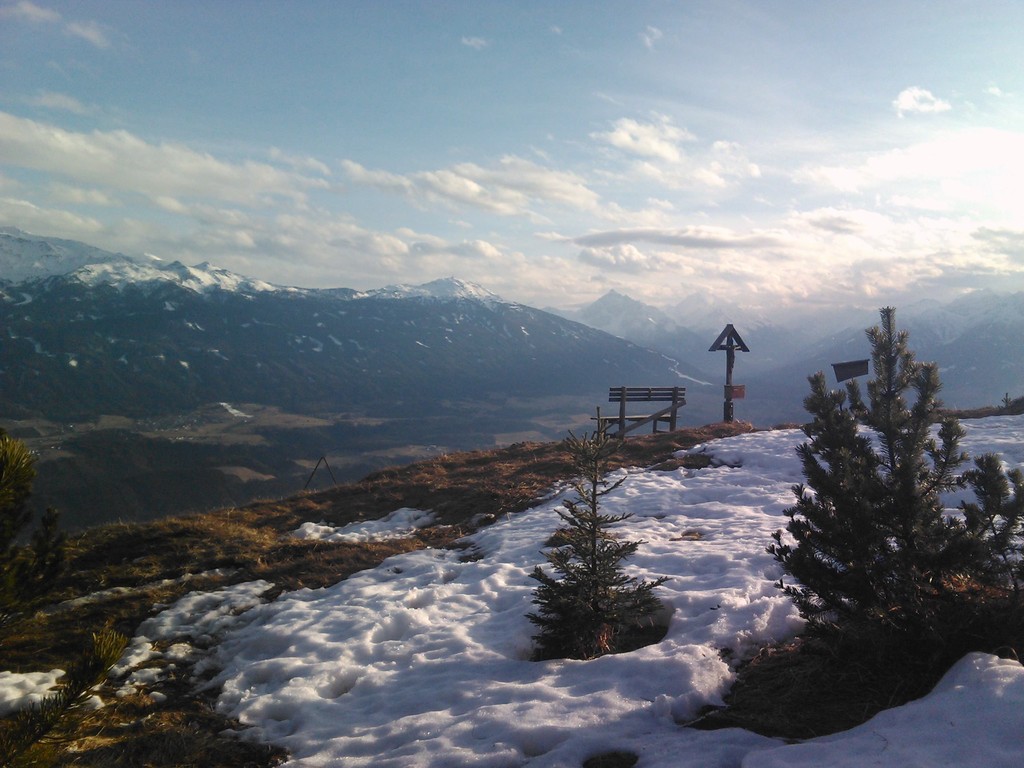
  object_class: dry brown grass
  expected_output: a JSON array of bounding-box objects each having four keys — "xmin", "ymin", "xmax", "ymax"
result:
[{"xmin": 0, "ymin": 422, "xmax": 753, "ymax": 767}]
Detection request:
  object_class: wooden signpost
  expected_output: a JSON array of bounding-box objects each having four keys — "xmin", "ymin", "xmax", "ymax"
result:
[{"xmin": 709, "ymin": 324, "xmax": 749, "ymax": 423}]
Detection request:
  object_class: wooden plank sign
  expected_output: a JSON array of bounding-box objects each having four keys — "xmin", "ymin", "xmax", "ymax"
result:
[
  {"xmin": 725, "ymin": 384, "xmax": 746, "ymax": 399},
  {"xmin": 832, "ymin": 359, "xmax": 869, "ymax": 382}
]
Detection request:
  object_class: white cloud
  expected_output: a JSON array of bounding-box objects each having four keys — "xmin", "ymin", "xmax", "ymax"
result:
[
  {"xmin": 402, "ymin": 231, "xmax": 505, "ymax": 262},
  {"xmin": 973, "ymin": 228, "xmax": 1024, "ymax": 264},
  {"xmin": 0, "ymin": 1, "xmax": 60, "ymax": 23},
  {"xmin": 340, "ymin": 159, "xmax": 413, "ymax": 194},
  {"xmin": 579, "ymin": 243, "xmax": 675, "ymax": 273},
  {"xmin": 0, "ymin": 111, "xmax": 325, "ymax": 207},
  {"xmin": 49, "ymin": 183, "xmax": 117, "ymax": 206},
  {"xmin": 458, "ymin": 239, "xmax": 503, "ymax": 259},
  {"xmin": 887, "ymin": 194, "xmax": 954, "ymax": 213},
  {"xmin": 154, "ymin": 196, "xmax": 189, "ymax": 214},
  {"xmin": 0, "ymin": 196, "xmax": 103, "ymax": 235},
  {"xmin": 593, "ymin": 115, "xmax": 694, "ymax": 163},
  {"xmin": 64, "ymin": 19, "xmax": 110, "ymax": 48},
  {"xmin": 893, "ymin": 87, "xmax": 952, "ymax": 116},
  {"xmin": 560, "ymin": 212, "xmax": 1024, "ymax": 311},
  {"xmin": 2, "ymin": 3, "xmax": 113, "ymax": 49},
  {"xmin": 789, "ymin": 207, "xmax": 897, "ymax": 239},
  {"xmin": 573, "ymin": 226, "xmax": 779, "ymax": 251},
  {"xmin": 763, "ymin": 205, "xmax": 1024, "ymax": 307},
  {"xmin": 29, "ymin": 91, "xmax": 91, "ymax": 115},
  {"xmin": 268, "ymin": 147, "xmax": 331, "ymax": 176},
  {"xmin": 342, "ymin": 156, "xmax": 601, "ymax": 217},
  {"xmin": 602, "ymin": 135, "xmax": 760, "ymax": 196},
  {"xmin": 799, "ymin": 128, "xmax": 1024, "ymax": 219},
  {"xmin": 795, "ymin": 164, "xmax": 866, "ymax": 193},
  {"xmin": 693, "ymin": 141, "xmax": 761, "ymax": 187},
  {"xmin": 461, "ymin": 36, "xmax": 488, "ymax": 50},
  {"xmin": 640, "ymin": 26, "xmax": 662, "ymax": 50}
]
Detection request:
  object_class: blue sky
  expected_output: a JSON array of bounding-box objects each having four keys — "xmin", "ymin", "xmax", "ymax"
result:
[{"xmin": 2, "ymin": 1, "xmax": 1023, "ymax": 316}]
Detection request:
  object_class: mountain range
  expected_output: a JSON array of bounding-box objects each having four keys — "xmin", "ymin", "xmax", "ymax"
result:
[
  {"xmin": 1, "ymin": 227, "xmax": 712, "ymax": 422},
  {"xmin": 562, "ymin": 284, "xmax": 1024, "ymax": 424},
  {"xmin": 2, "ymin": 226, "xmax": 1021, "ymax": 528},
  {"xmin": 0, "ymin": 227, "xmax": 707, "ymax": 528}
]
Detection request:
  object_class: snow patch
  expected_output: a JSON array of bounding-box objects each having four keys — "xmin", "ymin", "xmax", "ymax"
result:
[
  {"xmin": 292, "ymin": 508, "xmax": 438, "ymax": 543},
  {"xmin": 219, "ymin": 402, "xmax": 251, "ymax": 419},
  {"xmin": 0, "ymin": 669, "xmax": 64, "ymax": 717}
]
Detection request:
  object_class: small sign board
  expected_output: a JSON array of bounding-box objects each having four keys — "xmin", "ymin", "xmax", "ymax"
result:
[
  {"xmin": 725, "ymin": 384, "xmax": 746, "ymax": 399},
  {"xmin": 832, "ymin": 359, "xmax": 869, "ymax": 382}
]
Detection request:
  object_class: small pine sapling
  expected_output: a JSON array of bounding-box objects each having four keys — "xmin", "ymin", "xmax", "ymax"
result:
[{"xmin": 528, "ymin": 431, "xmax": 667, "ymax": 660}]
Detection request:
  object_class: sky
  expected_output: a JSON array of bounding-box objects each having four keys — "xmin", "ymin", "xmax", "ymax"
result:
[
  {"xmin": 2, "ymin": 1, "xmax": 1024, "ymax": 316},
  {"xmin": 7, "ymin": 417, "xmax": 1024, "ymax": 765}
]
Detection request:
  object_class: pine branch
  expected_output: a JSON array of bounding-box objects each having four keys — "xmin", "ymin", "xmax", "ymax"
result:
[{"xmin": 0, "ymin": 628, "xmax": 128, "ymax": 766}]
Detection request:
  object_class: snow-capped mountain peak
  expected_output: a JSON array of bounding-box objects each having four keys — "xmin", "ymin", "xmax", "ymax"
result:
[
  {"xmin": 3, "ymin": 228, "xmax": 500, "ymax": 305},
  {"xmin": 577, "ymin": 289, "xmax": 680, "ymax": 337},
  {"xmin": 1, "ymin": 227, "xmax": 292, "ymax": 296},
  {"xmin": 0, "ymin": 226, "xmax": 137, "ymax": 283},
  {"xmin": 163, "ymin": 261, "xmax": 283, "ymax": 294},
  {"xmin": 371, "ymin": 277, "xmax": 503, "ymax": 304},
  {"xmin": 65, "ymin": 259, "xmax": 286, "ymax": 295}
]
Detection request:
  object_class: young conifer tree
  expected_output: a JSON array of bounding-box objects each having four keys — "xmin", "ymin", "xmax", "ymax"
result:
[
  {"xmin": 769, "ymin": 308, "xmax": 971, "ymax": 635},
  {"xmin": 528, "ymin": 430, "xmax": 666, "ymax": 660},
  {"xmin": 960, "ymin": 453, "xmax": 1024, "ymax": 600},
  {"xmin": 0, "ymin": 430, "xmax": 65, "ymax": 626}
]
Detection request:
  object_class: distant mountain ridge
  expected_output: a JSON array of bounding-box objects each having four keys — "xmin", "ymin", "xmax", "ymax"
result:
[
  {"xmin": 2, "ymin": 227, "xmax": 1021, "ymax": 529},
  {"xmin": 2, "ymin": 228, "xmax": 730, "ymax": 528},
  {"xmin": 1, "ymin": 228, "xmax": 495, "ymax": 301},
  {"xmin": 4, "ymin": 226, "xmax": 1021, "ymax": 428},
  {"xmin": 0, "ymin": 226, "xmax": 140, "ymax": 282},
  {"xmin": 562, "ymin": 285, "xmax": 1024, "ymax": 423},
  {"xmin": 0, "ymin": 228, "xmax": 709, "ymax": 424},
  {"xmin": 371, "ymin": 277, "xmax": 503, "ymax": 305}
]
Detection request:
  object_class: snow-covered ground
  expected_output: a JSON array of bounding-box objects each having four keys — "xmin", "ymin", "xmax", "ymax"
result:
[{"xmin": 6, "ymin": 416, "xmax": 1024, "ymax": 766}]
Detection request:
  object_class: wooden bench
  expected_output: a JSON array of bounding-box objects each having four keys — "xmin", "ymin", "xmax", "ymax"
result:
[{"xmin": 595, "ymin": 386, "xmax": 686, "ymax": 438}]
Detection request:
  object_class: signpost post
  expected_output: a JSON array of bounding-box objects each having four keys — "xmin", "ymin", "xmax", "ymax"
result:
[{"xmin": 709, "ymin": 324, "xmax": 749, "ymax": 423}]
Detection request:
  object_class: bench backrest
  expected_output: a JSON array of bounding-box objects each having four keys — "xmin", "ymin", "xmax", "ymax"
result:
[{"xmin": 608, "ymin": 386, "xmax": 686, "ymax": 402}]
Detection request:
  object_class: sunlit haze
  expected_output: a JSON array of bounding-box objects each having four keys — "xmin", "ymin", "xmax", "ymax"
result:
[{"xmin": 2, "ymin": 1, "xmax": 1023, "ymax": 318}]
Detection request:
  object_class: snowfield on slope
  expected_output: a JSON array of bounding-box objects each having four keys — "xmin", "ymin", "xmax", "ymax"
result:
[
  {"xmin": 174, "ymin": 418, "xmax": 1024, "ymax": 765},
  {"xmin": 6, "ymin": 417, "xmax": 1022, "ymax": 766}
]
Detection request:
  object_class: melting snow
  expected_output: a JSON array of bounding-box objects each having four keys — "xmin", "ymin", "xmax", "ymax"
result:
[
  {"xmin": 7, "ymin": 417, "xmax": 1022, "ymax": 766},
  {"xmin": 0, "ymin": 670, "xmax": 65, "ymax": 717},
  {"xmin": 292, "ymin": 508, "xmax": 438, "ymax": 543}
]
